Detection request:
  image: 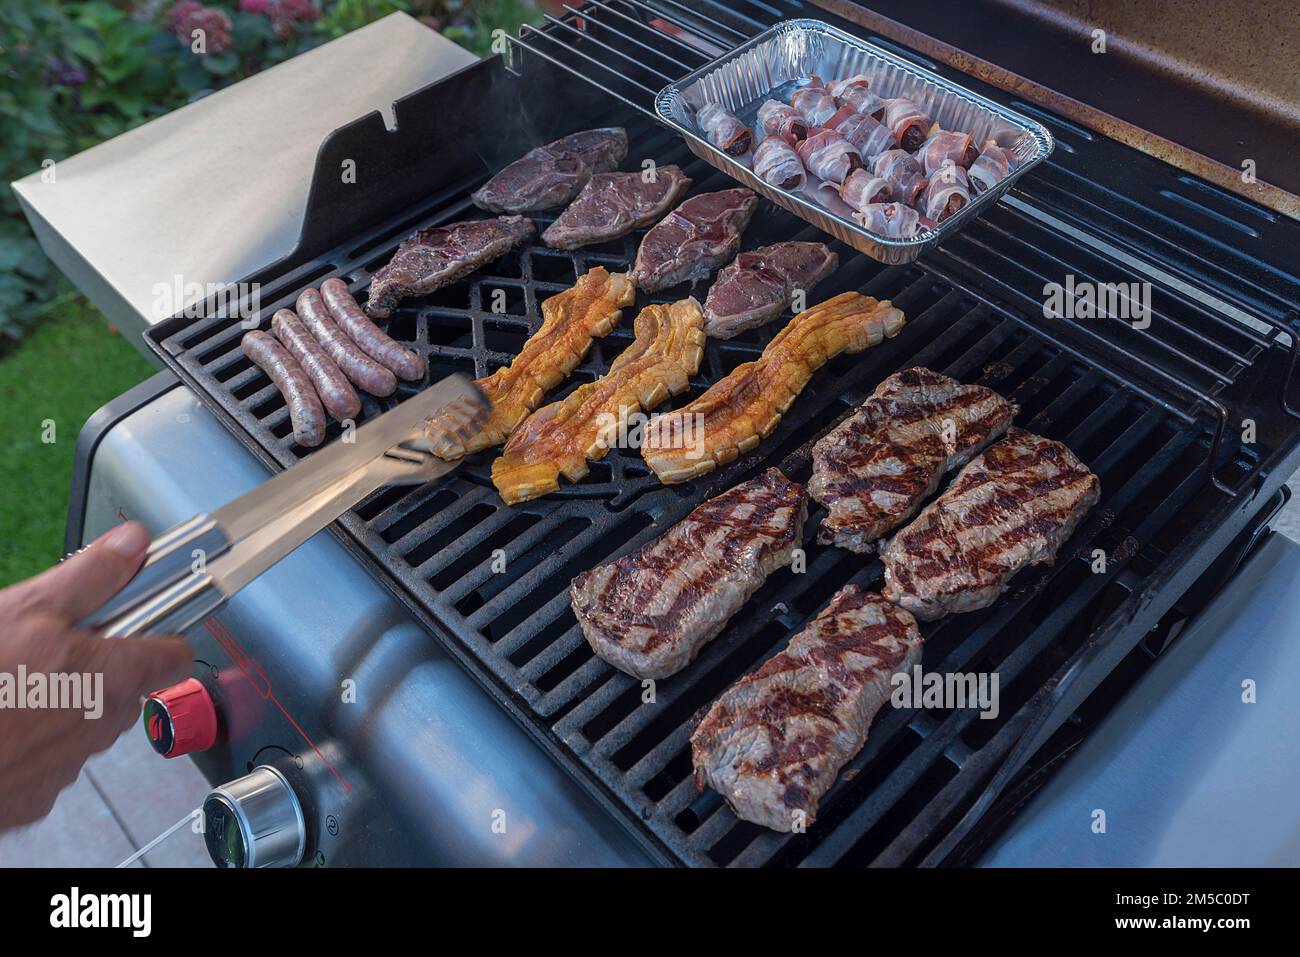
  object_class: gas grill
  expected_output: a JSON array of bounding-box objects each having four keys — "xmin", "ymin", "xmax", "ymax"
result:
[{"xmin": 48, "ymin": 1, "xmax": 1300, "ymax": 867}]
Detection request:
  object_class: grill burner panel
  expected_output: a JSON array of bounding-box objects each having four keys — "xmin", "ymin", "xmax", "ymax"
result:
[{"xmin": 147, "ymin": 2, "xmax": 1300, "ymax": 866}]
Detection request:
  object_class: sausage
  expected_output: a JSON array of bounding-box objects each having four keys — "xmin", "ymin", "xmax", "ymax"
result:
[
  {"xmin": 271, "ymin": 308, "xmax": 361, "ymax": 421},
  {"xmin": 241, "ymin": 331, "xmax": 327, "ymax": 448},
  {"xmin": 320, "ymin": 278, "xmax": 426, "ymax": 382},
  {"xmin": 295, "ymin": 288, "xmax": 397, "ymax": 397}
]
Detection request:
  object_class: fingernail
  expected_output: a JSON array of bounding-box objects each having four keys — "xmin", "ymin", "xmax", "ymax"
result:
[{"xmin": 102, "ymin": 522, "xmax": 149, "ymax": 558}]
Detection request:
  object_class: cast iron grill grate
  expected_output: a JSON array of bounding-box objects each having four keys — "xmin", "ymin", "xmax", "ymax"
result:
[{"xmin": 147, "ymin": 3, "xmax": 1300, "ymax": 865}]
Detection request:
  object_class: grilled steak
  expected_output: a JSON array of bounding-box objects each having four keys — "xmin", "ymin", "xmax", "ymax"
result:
[
  {"xmin": 808, "ymin": 368, "xmax": 1018, "ymax": 553},
  {"xmin": 692, "ymin": 586, "xmax": 921, "ymax": 832},
  {"xmin": 471, "ymin": 128, "xmax": 628, "ymax": 214},
  {"xmin": 542, "ymin": 165, "xmax": 692, "ymax": 250},
  {"xmin": 702, "ymin": 241, "xmax": 839, "ymax": 339},
  {"xmin": 570, "ymin": 468, "xmax": 806, "ymax": 679},
  {"xmin": 630, "ymin": 188, "xmax": 758, "ymax": 292},
  {"xmin": 365, "ymin": 215, "xmax": 535, "ymax": 318},
  {"xmin": 881, "ymin": 427, "xmax": 1100, "ymax": 620}
]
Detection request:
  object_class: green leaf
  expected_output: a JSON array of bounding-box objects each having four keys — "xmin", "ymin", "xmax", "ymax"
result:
[{"xmin": 201, "ymin": 51, "xmax": 239, "ymax": 76}]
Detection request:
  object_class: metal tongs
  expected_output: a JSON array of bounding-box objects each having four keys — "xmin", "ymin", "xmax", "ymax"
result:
[{"xmin": 81, "ymin": 374, "xmax": 489, "ymax": 639}]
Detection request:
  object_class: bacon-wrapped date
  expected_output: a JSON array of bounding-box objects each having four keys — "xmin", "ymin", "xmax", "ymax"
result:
[
  {"xmin": 836, "ymin": 168, "xmax": 892, "ymax": 211},
  {"xmin": 825, "ymin": 106, "xmax": 895, "ymax": 159},
  {"xmin": 757, "ymin": 100, "xmax": 808, "ymax": 146},
  {"xmin": 753, "ymin": 135, "xmax": 806, "ymax": 191},
  {"xmin": 697, "ymin": 103, "xmax": 753, "ymax": 156},
  {"xmin": 791, "ymin": 81, "xmax": 838, "ymax": 128},
  {"xmin": 873, "ymin": 149, "xmax": 928, "ymax": 206},
  {"xmin": 796, "ymin": 128, "xmax": 861, "ymax": 185},
  {"xmin": 916, "ymin": 129, "xmax": 978, "ymax": 175},
  {"xmin": 968, "ymin": 139, "xmax": 1014, "ymax": 194},
  {"xmin": 881, "ymin": 97, "xmax": 933, "ymax": 152},
  {"xmin": 920, "ymin": 160, "xmax": 971, "ymax": 223},
  {"xmin": 827, "ymin": 75, "xmax": 885, "ymax": 120},
  {"xmin": 852, "ymin": 202, "xmax": 923, "ymax": 240}
]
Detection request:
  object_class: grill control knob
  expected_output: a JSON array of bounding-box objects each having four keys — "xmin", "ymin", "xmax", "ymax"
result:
[
  {"xmin": 142, "ymin": 678, "xmax": 217, "ymax": 758},
  {"xmin": 202, "ymin": 766, "xmax": 306, "ymax": 869}
]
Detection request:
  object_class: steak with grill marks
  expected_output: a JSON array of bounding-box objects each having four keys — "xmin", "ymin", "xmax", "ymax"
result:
[
  {"xmin": 880, "ymin": 427, "xmax": 1101, "ymax": 620},
  {"xmin": 692, "ymin": 585, "xmax": 922, "ymax": 832},
  {"xmin": 570, "ymin": 468, "xmax": 806, "ymax": 679},
  {"xmin": 471, "ymin": 128, "xmax": 628, "ymax": 214},
  {"xmin": 630, "ymin": 188, "xmax": 758, "ymax": 292},
  {"xmin": 808, "ymin": 368, "xmax": 1018, "ymax": 553}
]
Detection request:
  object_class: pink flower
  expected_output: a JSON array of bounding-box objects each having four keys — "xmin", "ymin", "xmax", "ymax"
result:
[
  {"xmin": 168, "ymin": 2, "xmax": 233, "ymax": 55},
  {"xmin": 241, "ymin": 0, "xmax": 320, "ymax": 38},
  {"xmin": 167, "ymin": 0, "xmax": 202, "ymax": 32}
]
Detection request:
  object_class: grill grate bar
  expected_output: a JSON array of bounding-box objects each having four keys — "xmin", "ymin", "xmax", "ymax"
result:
[
  {"xmin": 645, "ymin": 363, "xmax": 1167, "ymax": 865},
  {"xmin": 891, "ymin": 452, "xmax": 1214, "ymax": 869},
  {"xmin": 780, "ymin": 420, "xmax": 1194, "ymax": 868}
]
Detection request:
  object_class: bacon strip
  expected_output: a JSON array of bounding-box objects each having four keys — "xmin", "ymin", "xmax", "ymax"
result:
[
  {"xmin": 917, "ymin": 129, "xmax": 978, "ymax": 175},
  {"xmin": 796, "ymin": 128, "xmax": 861, "ymax": 184},
  {"xmin": 491, "ymin": 298, "xmax": 706, "ymax": 504},
  {"xmin": 791, "ymin": 81, "xmax": 837, "ymax": 127},
  {"xmin": 852, "ymin": 202, "xmax": 923, "ymax": 239},
  {"xmin": 757, "ymin": 100, "xmax": 807, "ymax": 145},
  {"xmin": 881, "ymin": 97, "xmax": 933, "ymax": 151},
  {"xmin": 920, "ymin": 160, "xmax": 971, "ymax": 223},
  {"xmin": 873, "ymin": 149, "xmax": 928, "ymax": 205},
  {"xmin": 697, "ymin": 103, "xmax": 753, "ymax": 156},
  {"xmin": 828, "ymin": 75, "xmax": 885, "ymax": 120},
  {"xmin": 641, "ymin": 292, "xmax": 907, "ymax": 483},
  {"xmin": 969, "ymin": 139, "xmax": 1014, "ymax": 194},
  {"xmin": 433, "ymin": 267, "xmax": 635, "ymax": 458},
  {"xmin": 753, "ymin": 135, "xmax": 805, "ymax": 190},
  {"xmin": 836, "ymin": 168, "xmax": 892, "ymax": 211},
  {"xmin": 825, "ymin": 106, "xmax": 895, "ymax": 158}
]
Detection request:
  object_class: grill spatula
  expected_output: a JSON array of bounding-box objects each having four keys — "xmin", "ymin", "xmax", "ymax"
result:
[{"xmin": 80, "ymin": 373, "xmax": 489, "ymax": 639}]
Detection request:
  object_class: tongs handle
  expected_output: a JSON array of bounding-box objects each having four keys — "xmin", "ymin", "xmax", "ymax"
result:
[{"xmin": 79, "ymin": 515, "xmax": 232, "ymax": 639}]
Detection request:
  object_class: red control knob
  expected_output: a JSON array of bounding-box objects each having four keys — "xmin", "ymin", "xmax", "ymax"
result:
[{"xmin": 142, "ymin": 678, "xmax": 218, "ymax": 758}]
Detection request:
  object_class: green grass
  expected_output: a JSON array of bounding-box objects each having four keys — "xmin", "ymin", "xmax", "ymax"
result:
[{"xmin": 0, "ymin": 292, "xmax": 155, "ymax": 586}]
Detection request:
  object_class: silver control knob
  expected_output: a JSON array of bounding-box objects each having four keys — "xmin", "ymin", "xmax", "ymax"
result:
[{"xmin": 202, "ymin": 765, "xmax": 306, "ymax": 868}]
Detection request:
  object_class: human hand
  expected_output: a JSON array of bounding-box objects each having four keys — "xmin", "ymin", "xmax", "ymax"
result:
[{"xmin": 0, "ymin": 523, "xmax": 192, "ymax": 831}]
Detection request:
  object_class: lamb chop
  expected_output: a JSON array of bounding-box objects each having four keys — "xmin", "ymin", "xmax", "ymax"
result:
[
  {"xmin": 542, "ymin": 165, "xmax": 692, "ymax": 250},
  {"xmin": 365, "ymin": 215, "xmax": 535, "ymax": 318},
  {"xmin": 630, "ymin": 188, "xmax": 758, "ymax": 293},
  {"xmin": 702, "ymin": 241, "xmax": 838, "ymax": 339},
  {"xmin": 880, "ymin": 427, "xmax": 1100, "ymax": 620},
  {"xmin": 471, "ymin": 128, "xmax": 628, "ymax": 214}
]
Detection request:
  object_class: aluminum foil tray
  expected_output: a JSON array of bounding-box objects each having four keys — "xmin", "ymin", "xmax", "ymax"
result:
[{"xmin": 655, "ymin": 18, "xmax": 1054, "ymax": 264}]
